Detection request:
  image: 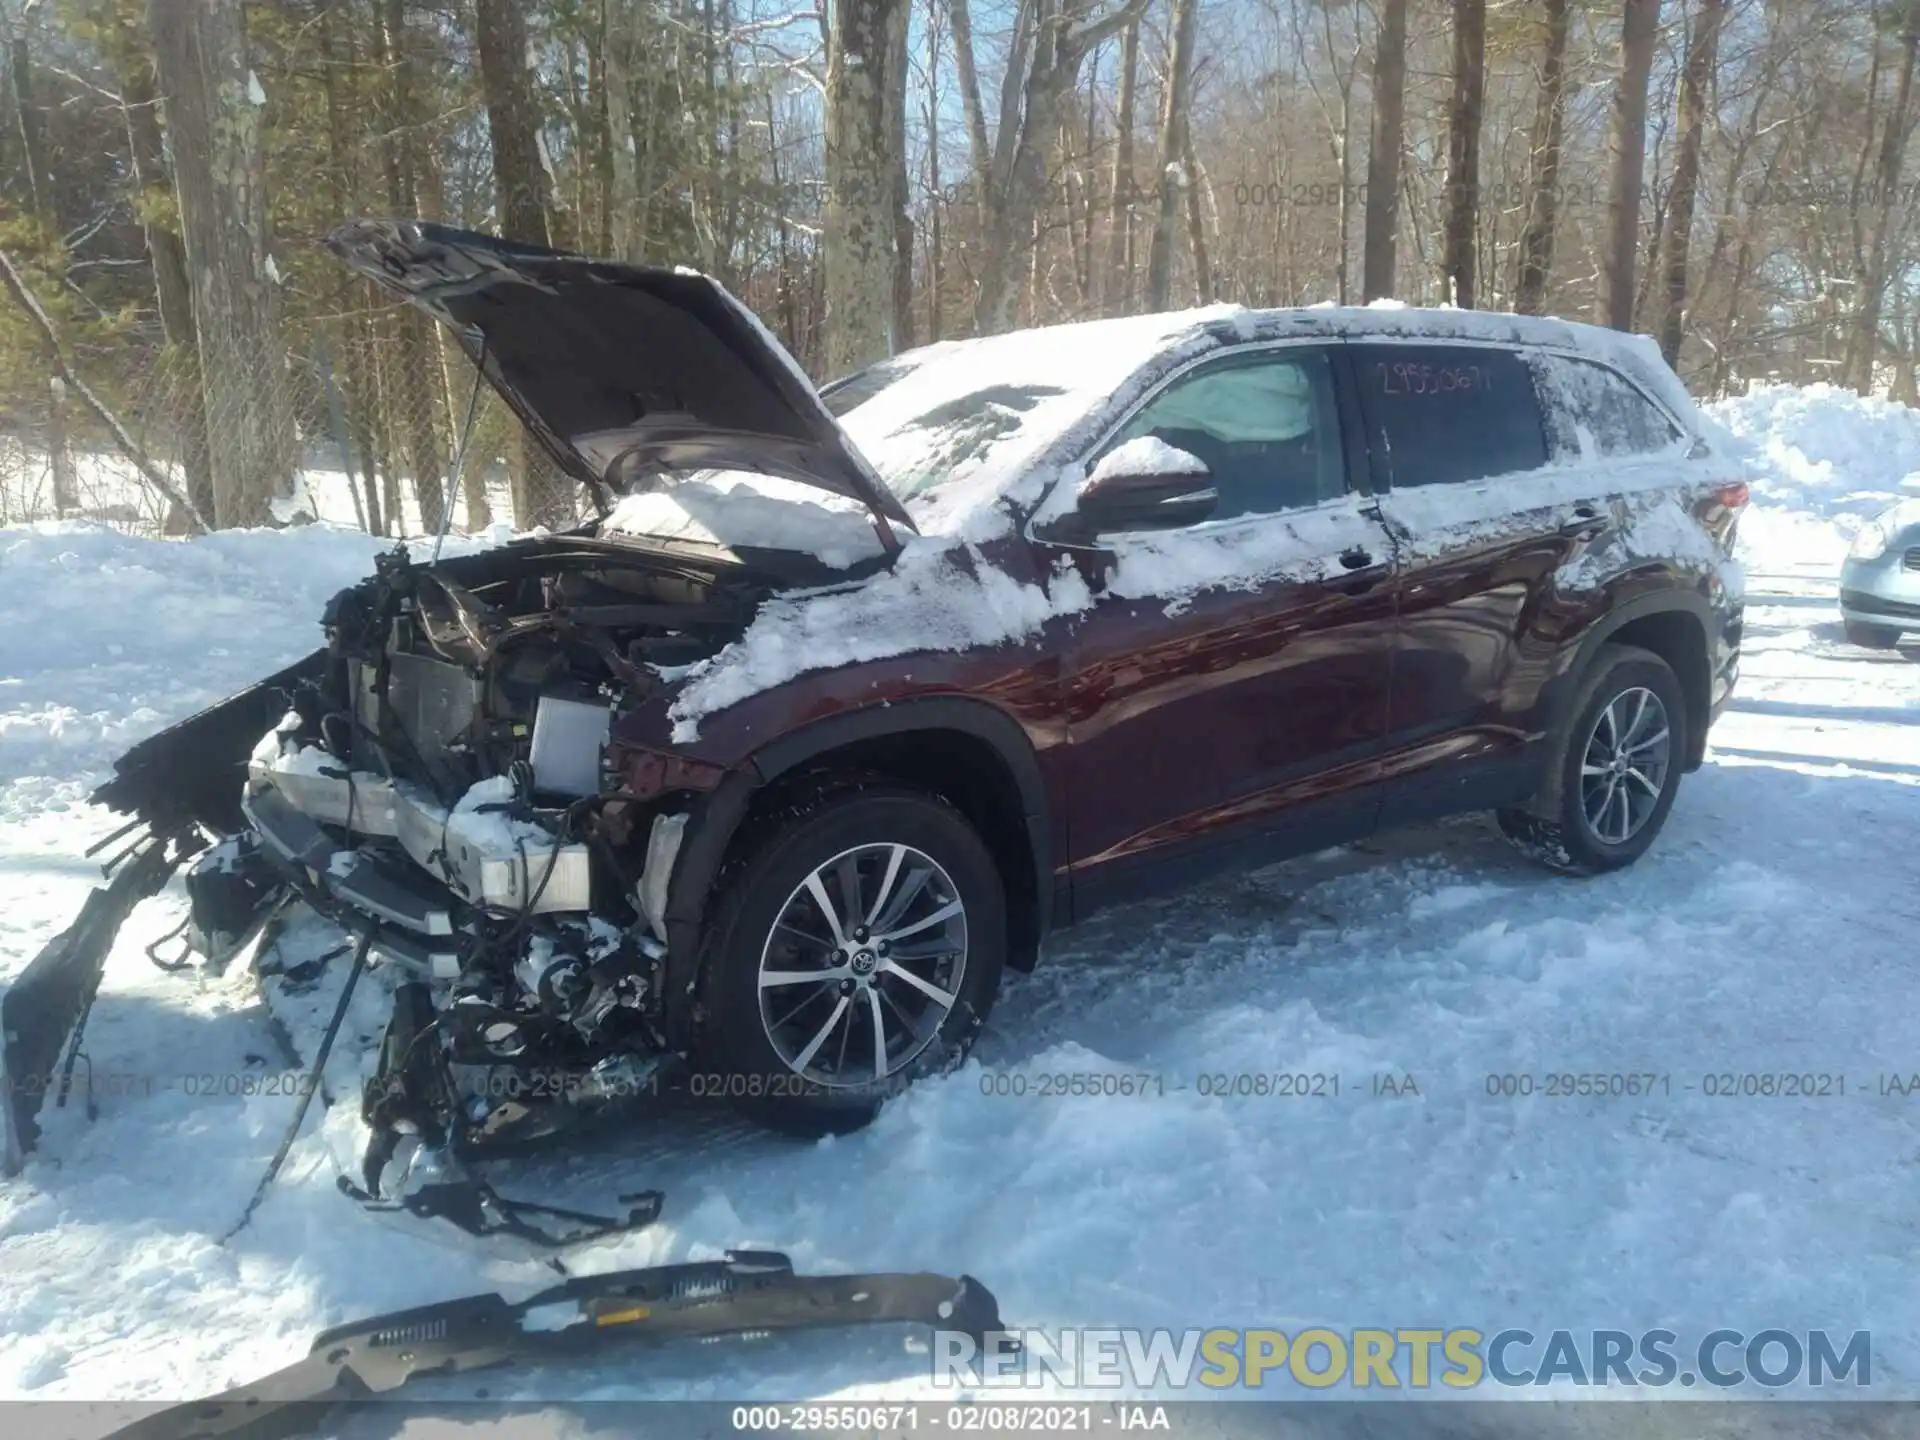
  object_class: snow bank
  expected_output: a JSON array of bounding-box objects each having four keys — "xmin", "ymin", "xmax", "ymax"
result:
[
  {"xmin": 1705, "ymin": 382, "xmax": 1920, "ymax": 520},
  {"xmin": 1704, "ymin": 382, "xmax": 1920, "ymax": 573},
  {"xmin": 0, "ymin": 523, "xmax": 390, "ymax": 812}
]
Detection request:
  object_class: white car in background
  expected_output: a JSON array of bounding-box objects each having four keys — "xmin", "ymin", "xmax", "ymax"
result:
[{"xmin": 1841, "ymin": 499, "xmax": 1920, "ymax": 648}]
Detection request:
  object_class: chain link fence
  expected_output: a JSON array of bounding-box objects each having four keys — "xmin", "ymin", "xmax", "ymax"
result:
[{"xmin": 1, "ymin": 302, "xmax": 585, "ymax": 540}]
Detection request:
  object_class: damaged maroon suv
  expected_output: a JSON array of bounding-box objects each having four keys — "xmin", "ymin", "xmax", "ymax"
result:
[{"xmin": 7, "ymin": 221, "xmax": 1745, "ymax": 1213}]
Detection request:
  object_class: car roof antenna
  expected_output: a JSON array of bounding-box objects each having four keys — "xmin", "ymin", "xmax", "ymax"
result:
[{"xmin": 431, "ymin": 338, "xmax": 490, "ymax": 567}]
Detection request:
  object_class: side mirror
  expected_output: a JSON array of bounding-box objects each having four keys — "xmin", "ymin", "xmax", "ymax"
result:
[{"xmin": 1038, "ymin": 437, "xmax": 1217, "ymax": 543}]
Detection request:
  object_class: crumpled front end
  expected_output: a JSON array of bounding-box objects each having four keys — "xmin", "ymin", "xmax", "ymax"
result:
[
  {"xmin": 7, "ymin": 535, "xmax": 756, "ymax": 1241},
  {"xmin": 222, "ymin": 539, "xmax": 751, "ymax": 1194}
]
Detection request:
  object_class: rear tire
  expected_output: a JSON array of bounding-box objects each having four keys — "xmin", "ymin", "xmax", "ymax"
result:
[
  {"xmin": 1844, "ymin": 619, "xmax": 1901, "ymax": 649},
  {"xmin": 694, "ymin": 780, "xmax": 1006, "ymax": 1136},
  {"xmin": 1498, "ymin": 644, "xmax": 1689, "ymax": 876}
]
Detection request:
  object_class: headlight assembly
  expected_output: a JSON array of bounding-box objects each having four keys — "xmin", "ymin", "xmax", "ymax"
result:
[{"xmin": 1850, "ymin": 520, "xmax": 1891, "ymax": 560}]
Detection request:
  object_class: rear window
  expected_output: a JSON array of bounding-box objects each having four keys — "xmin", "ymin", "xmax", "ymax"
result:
[
  {"xmin": 1353, "ymin": 344, "xmax": 1548, "ymax": 487},
  {"xmin": 1529, "ymin": 352, "xmax": 1685, "ymax": 459}
]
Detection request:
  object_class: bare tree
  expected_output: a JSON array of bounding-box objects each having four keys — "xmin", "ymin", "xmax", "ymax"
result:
[
  {"xmin": 603, "ymin": 0, "xmax": 640, "ymax": 260},
  {"xmin": 374, "ymin": 0, "xmax": 448, "ymax": 535},
  {"xmin": 147, "ymin": 0, "xmax": 297, "ymax": 527},
  {"xmin": 1844, "ymin": 2, "xmax": 1920, "ymax": 392},
  {"xmin": 974, "ymin": 0, "xmax": 1150, "ymax": 332},
  {"xmin": 1144, "ymin": 0, "xmax": 1201, "ymax": 312},
  {"xmin": 946, "ymin": 0, "xmax": 995, "ymax": 218},
  {"xmin": 823, "ymin": 0, "xmax": 910, "ymax": 373},
  {"xmin": 476, "ymin": 0, "xmax": 552, "ymax": 248},
  {"xmin": 475, "ymin": 0, "xmax": 562, "ymax": 527},
  {"xmin": 1513, "ymin": 0, "xmax": 1572, "ymax": 315},
  {"xmin": 91, "ymin": 0, "xmax": 213, "ymax": 527},
  {"xmin": 4, "ymin": 0, "xmax": 53, "ymax": 227},
  {"xmin": 1656, "ymin": 0, "xmax": 1728, "ymax": 363},
  {"xmin": 1104, "ymin": 10, "xmax": 1142, "ymax": 314},
  {"xmin": 1361, "ymin": 0, "xmax": 1408, "ymax": 302},
  {"xmin": 1442, "ymin": 0, "xmax": 1486, "ymax": 307},
  {"xmin": 1598, "ymin": 0, "xmax": 1664, "ymax": 331}
]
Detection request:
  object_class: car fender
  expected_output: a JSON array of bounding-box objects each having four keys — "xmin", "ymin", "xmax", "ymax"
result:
[
  {"xmin": 1538, "ymin": 584, "xmax": 1718, "ymax": 786},
  {"xmin": 656, "ymin": 696, "xmax": 1054, "ymax": 1046}
]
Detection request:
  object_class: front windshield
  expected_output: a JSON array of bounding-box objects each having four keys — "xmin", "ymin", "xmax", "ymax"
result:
[
  {"xmin": 820, "ymin": 349, "xmax": 1067, "ymax": 501},
  {"xmin": 816, "ymin": 314, "xmax": 1222, "ymax": 527}
]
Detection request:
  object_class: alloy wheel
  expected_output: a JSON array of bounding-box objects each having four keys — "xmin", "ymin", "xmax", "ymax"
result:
[
  {"xmin": 757, "ymin": 842, "xmax": 969, "ymax": 1087},
  {"xmin": 1578, "ymin": 686, "xmax": 1672, "ymax": 845}
]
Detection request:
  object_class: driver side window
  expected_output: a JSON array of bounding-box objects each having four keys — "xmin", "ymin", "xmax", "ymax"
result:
[{"xmin": 1104, "ymin": 349, "xmax": 1347, "ymax": 522}]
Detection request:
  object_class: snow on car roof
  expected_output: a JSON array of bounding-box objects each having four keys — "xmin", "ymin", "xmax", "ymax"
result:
[
  {"xmin": 605, "ymin": 300, "xmax": 1704, "ymax": 563},
  {"xmin": 837, "ymin": 301, "xmax": 1703, "ymax": 536}
]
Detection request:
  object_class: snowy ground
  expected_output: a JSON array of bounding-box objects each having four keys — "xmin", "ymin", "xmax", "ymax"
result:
[{"xmin": 3, "ymin": 384, "xmax": 1920, "ymax": 1429}]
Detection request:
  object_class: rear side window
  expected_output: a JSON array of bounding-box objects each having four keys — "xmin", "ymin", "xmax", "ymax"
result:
[
  {"xmin": 1529, "ymin": 352, "xmax": 1685, "ymax": 459},
  {"xmin": 1353, "ymin": 344, "xmax": 1548, "ymax": 487}
]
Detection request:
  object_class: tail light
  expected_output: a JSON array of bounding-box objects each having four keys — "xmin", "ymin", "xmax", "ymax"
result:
[{"xmin": 1694, "ymin": 480, "xmax": 1750, "ymax": 551}]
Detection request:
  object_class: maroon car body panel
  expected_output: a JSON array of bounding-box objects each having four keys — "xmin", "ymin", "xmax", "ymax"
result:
[{"xmin": 600, "ymin": 322, "xmax": 1740, "ymax": 958}]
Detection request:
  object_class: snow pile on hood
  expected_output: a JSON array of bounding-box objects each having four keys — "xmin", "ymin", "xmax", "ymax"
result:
[{"xmin": 603, "ymin": 473, "xmax": 883, "ymax": 568}]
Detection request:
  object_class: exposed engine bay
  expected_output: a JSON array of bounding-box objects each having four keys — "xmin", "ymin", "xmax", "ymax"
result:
[
  {"xmin": 247, "ymin": 538, "xmax": 774, "ymax": 1211},
  {"xmin": 0, "ymin": 531, "xmax": 809, "ymax": 1244}
]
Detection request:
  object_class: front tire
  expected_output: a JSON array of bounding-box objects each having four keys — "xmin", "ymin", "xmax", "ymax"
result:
[
  {"xmin": 695, "ymin": 781, "xmax": 1006, "ymax": 1135},
  {"xmin": 1498, "ymin": 644, "xmax": 1689, "ymax": 876}
]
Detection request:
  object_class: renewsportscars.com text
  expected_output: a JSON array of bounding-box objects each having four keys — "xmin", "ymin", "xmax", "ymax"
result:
[{"xmin": 932, "ymin": 1327, "xmax": 1871, "ymax": 1391}]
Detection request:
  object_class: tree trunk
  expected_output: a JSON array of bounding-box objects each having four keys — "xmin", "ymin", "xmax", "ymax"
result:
[
  {"xmin": 1361, "ymin": 0, "xmax": 1407, "ymax": 302},
  {"xmin": 99, "ymin": 0, "xmax": 215, "ymax": 528},
  {"xmin": 893, "ymin": 98, "xmax": 916, "ymax": 350},
  {"xmin": 603, "ymin": 0, "xmax": 640, "ymax": 260},
  {"xmin": 47, "ymin": 376, "xmax": 74, "ymax": 514},
  {"xmin": 1631, "ymin": 90, "xmax": 1673, "ymax": 330},
  {"xmin": 147, "ymin": 0, "xmax": 297, "ymax": 528},
  {"xmin": 476, "ymin": 0, "xmax": 553, "ymax": 247},
  {"xmin": 1656, "ymin": 0, "xmax": 1727, "ymax": 366},
  {"xmin": 945, "ymin": 0, "xmax": 994, "ymax": 217},
  {"xmin": 1513, "ymin": 0, "xmax": 1571, "ymax": 315},
  {"xmin": 375, "ymin": 0, "xmax": 448, "ymax": 535},
  {"xmin": 1845, "ymin": 11, "xmax": 1920, "ymax": 394},
  {"xmin": 476, "ymin": 0, "xmax": 564, "ymax": 527},
  {"xmin": 976, "ymin": 0, "xmax": 1147, "ymax": 334},
  {"xmin": 926, "ymin": 0, "xmax": 944, "ymax": 341},
  {"xmin": 1104, "ymin": 11, "xmax": 1141, "ymax": 315},
  {"xmin": 317, "ymin": 0, "xmax": 381, "ymax": 536},
  {"xmin": 1598, "ymin": 0, "xmax": 1663, "ymax": 331},
  {"xmin": 1441, "ymin": 0, "xmax": 1486, "ymax": 308},
  {"xmin": 6, "ymin": 4, "xmax": 54, "ymax": 228},
  {"xmin": 1144, "ymin": 0, "xmax": 1200, "ymax": 312},
  {"xmin": 1183, "ymin": 139, "xmax": 1213, "ymax": 304},
  {"xmin": 823, "ymin": 0, "xmax": 910, "ymax": 373}
]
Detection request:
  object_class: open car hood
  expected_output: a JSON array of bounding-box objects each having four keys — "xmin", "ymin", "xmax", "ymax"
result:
[{"xmin": 324, "ymin": 219, "xmax": 917, "ymax": 543}]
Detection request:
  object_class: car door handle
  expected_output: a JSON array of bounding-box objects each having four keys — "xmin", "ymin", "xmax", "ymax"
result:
[
  {"xmin": 1335, "ymin": 547, "xmax": 1381, "ymax": 595},
  {"xmin": 1558, "ymin": 505, "xmax": 1609, "ymax": 539}
]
